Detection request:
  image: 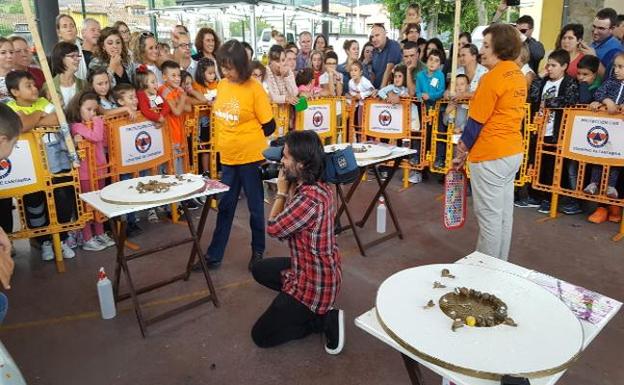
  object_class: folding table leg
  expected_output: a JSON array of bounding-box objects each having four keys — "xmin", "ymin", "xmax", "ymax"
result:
[
  {"xmin": 401, "ymin": 353, "xmax": 426, "ymax": 385},
  {"xmin": 335, "ymin": 184, "xmax": 366, "ymax": 256},
  {"xmin": 110, "ymin": 218, "xmax": 147, "ymax": 337},
  {"xmin": 356, "ymin": 160, "xmax": 401, "ymax": 228},
  {"xmin": 184, "ymin": 201, "xmax": 211, "ymax": 280},
  {"xmin": 180, "ymin": 201, "xmax": 219, "ymax": 307}
]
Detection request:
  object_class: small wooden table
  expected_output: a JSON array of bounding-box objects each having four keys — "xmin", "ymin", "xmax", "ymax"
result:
[
  {"xmin": 355, "ymin": 252, "xmax": 622, "ymax": 385},
  {"xmin": 80, "ymin": 179, "xmax": 228, "ymax": 337},
  {"xmin": 334, "ymin": 146, "xmax": 417, "ymax": 256}
]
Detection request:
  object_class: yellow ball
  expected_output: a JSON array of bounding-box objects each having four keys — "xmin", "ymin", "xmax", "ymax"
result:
[{"xmin": 465, "ymin": 316, "xmax": 476, "ymax": 327}]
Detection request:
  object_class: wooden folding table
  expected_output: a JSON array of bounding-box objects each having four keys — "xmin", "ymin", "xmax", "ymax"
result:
[
  {"xmin": 334, "ymin": 147, "xmax": 417, "ymax": 256},
  {"xmin": 80, "ymin": 179, "xmax": 228, "ymax": 337}
]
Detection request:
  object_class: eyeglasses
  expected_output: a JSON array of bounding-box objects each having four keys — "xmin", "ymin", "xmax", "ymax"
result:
[
  {"xmin": 65, "ymin": 53, "xmax": 82, "ymax": 59},
  {"xmin": 325, "ymin": 61, "xmax": 337, "ymax": 65},
  {"xmin": 139, "ymin": 31, "xmax": 155, "ymax": 41},
  {"xmin": 174, "ymin": 43, "xmax": 191, "ymax": 49},
  {"xmin": 518, "ymin": 28, "xmax": 529, "ymax": 34}
]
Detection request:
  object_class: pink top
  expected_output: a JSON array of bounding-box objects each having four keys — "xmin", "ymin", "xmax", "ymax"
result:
[
  {"xmin": 71, "ymin": 116, "xmax": 107, "ymax": 181},
  {"xmin": 297, "ymin": 84, "xmax": 321, "ymax": 96}
]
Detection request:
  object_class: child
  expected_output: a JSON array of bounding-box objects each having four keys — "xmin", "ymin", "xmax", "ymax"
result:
[
  {"xmin": 576, "ymin": 55, "xmax": 601, "ymax": 104},
  {"xmin": 529, "ymin": 49, "xmax": 579, "ymax": 215},
  {"xmin": 66, "ymin": 90, "xmax": 115, "ymax": 251},
  {"xmin": 319, "ymin": 51, "xmax": 343, "ymax": 97},
  {"xmin": 378, "ymin": 64, "xmax": 409, "ymax": 100},
  {"xmin": 250, "ymin": 60, "xmax": 268, "ymax": 93},
  {"xmin": 193, "ymin": 58, "xmax": 220, "ymax": 174},
  {"xmin": 585, "ymin": 52, "xmax": 624, "ymax": 200},
  {"xmin": 181, "ymin": 70, "xmax": 205, "ymax": 103},
  {"xmin": 135, "ymin": 65, "xmax": 166, "ymax": 123},
  {"xmin": 88, "ymin": 67, "xmax": 136, "ymax": 118},
  {"xmin": 5, "ymin": 70, "xmax": 76, "ymax": 260},
  {"xmin": 296, "ymin": 68, "xmax": 321, "ymax": 97},
  {"xmin": 193, "ymin": 57, "xmax": 219, "ymax": 102},
  {"xmin": 111, "ymin": 82, "xmax": 157, "ymax": 229},
  {"xmin": 159, "ymin": 60, "xmax": 192, "ymax": 175},
  {"xmin": 310, "ymin": 50, "xmax": 324, "ymax": 88},
  {"xmin": 433, "ymin": 74, "xmax": 470, "ymax": 169},
  {"xmin": 348, "ymin": 61, "xmax": 375, "ymax": 130},
  {"xmin": 416, "ymin": 49, "xmax": 445, "ymax": 109}
]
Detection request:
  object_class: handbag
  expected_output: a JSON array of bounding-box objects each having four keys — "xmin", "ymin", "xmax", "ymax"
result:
[{"xmin": 324, "ymin": 145, "xmax": 359, "ymax": 185}]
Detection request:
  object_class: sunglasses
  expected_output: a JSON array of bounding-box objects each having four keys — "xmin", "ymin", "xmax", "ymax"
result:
[{"xmin": 518, "ymin": 28, "xmax": 529, "ymax": 34}]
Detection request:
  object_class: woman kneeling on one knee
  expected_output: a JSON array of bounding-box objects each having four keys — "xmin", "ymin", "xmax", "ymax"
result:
[
  {"xmin": 251, "ymin": 130, "xmax": 344, "ymax": 354},
  {"xmin": 452, "ymin": 24, "xmax": 526, "ymax": 261}
]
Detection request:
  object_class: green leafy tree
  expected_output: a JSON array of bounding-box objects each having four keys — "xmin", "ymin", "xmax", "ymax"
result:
[{"xmin": 382, "ymin": 0, "xmax": 505, "ymax": 37}]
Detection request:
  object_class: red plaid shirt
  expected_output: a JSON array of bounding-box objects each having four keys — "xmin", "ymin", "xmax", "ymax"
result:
[{"xmin": 267, "ymin": 182, "xmax": 341, "ymax": 314}]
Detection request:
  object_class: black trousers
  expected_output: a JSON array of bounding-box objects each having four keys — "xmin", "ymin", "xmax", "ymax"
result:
[
  {"xmin": 0, "ymin": 198, "xmax": 13, "ymax": 234},
  {"xmin": 251, "ymin": 257, "xmax": 325, "ymax": 348}
]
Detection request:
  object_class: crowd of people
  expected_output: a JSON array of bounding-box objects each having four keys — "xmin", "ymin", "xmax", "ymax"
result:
[{"xmin": 0, "ymin": 1, "xmax": 622, "ymax": 351}]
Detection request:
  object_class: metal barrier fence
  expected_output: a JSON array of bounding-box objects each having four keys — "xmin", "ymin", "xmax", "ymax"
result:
[
  {"xmin": 0, "ymin": 127, "xmax": 91, "ymax": 272},
  {"xmin": 532, "ymin": 106, "xmax": 624, "ymax": 240}
]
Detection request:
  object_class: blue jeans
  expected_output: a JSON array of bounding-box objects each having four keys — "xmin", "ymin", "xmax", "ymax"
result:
[
  {"xmin": 0, "ymin": 292, "xmax": 8, "ymax": 324},
  {"xmin": 206, "ymin": 162, "xmax": 265, "ymax": 263}
]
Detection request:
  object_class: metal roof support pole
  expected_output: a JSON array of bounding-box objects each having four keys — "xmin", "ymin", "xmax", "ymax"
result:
[
  {"xmin": 148, "ymin": 0, "xmax": 158, "ymax": 39},
  {"xmin": 34, "ymin": 0, "xmax": 59, "ymax": 54},
  {"xmin": 322, "ymin": 0, "xmax": 329, "ymax": 37},
  {"xmin": 250, "ymin": 5, "xmax": 257, "ymax": 58}
]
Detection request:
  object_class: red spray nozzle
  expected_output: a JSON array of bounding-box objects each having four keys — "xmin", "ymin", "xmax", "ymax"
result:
[{"xmin": 98, "ymin": 267, "xmax": 107, "ymax": 281}]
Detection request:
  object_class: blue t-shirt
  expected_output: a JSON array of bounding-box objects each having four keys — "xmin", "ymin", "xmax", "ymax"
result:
[
  {"xmin": 415, "ymin": 69, "xmax": 446, "ymax": 104},
  {"xmin": 592, "ymin": 35, "xmax": 624, "ymax": 77},
  {"xmin": 371, "ymin": 39, "xmax": 403, "ymax": 89}
]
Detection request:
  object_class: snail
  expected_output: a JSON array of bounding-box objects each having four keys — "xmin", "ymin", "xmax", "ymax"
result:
[
  {"xmin": 433, "ymin": 281, "xmax": 447, "ymax": 289},
  {"xmin": 441, "ymin": 268, "xmax": 456, "ymax": 279}
]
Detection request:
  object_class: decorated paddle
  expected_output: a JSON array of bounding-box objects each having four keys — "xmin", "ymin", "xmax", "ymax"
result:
[{"xmin": 443, "ymin": 168, "xmax": 467, "ymax": 230}]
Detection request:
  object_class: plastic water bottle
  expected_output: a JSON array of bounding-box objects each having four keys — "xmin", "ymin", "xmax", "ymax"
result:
[
  {"xmin": 97, "ymin": 267, "xmax": 116, "ymax": 320},
  {"xmin": 376, "ymin": 197, "xmax": 387, "ymax": 233},
  {"xmin": 337, "ymin": 131, "xmax": 343, "ymax": 144}
]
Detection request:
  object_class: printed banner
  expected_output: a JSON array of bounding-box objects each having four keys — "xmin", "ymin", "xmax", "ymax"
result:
[
  {"xmin": 303, "ymin": 104, "xmax": 331, "ymax": 134},
  {"xmin": 118, "ymin": 120, "xmax": 166, "ymax": 168},
  {"xmin": 0, "ymin": 135, "xmax": 46, "ymax": 196},
  {"xmin": 562, "ymin": 111, "xmax": 624, "ymax": 166},
  {"xmin": 365, "ymin": 102, "xmax": 406, "ymax": 138}
]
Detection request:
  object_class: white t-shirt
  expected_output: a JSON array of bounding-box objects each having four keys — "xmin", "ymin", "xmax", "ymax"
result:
[
  {"xmin": 319, "ymin": 71, "xmax": 344, "ymax": 85},
  {"xmin": 457, "ymin": 64, "xmax": 488, "ymax": 92},
  {"xmin": 348, "ymin": 76, "xmax": 374, "ymax": 106},
  {"xmin": 183, "ymin": 59, "xmax": 198, "ymax": 80},
  {"xmin": 541, "ymin": 77, "xmax": 563, "ymax": 137},
  {"xmin": 60, "ymin": 83, "xmax": 77, "ymax": 106}
]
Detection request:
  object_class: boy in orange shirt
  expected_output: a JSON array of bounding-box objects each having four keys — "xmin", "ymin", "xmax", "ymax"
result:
[{"xmin": 158, "ymin": 60, "xmax": 192, "ymax": 174}]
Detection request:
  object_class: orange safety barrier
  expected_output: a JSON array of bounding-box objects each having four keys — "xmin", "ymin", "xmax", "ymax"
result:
[
  {"xmin": 295, "ymin": 97, "xmax": 347, "ymax": 144},
  {"xmin": 271, "ymin": 103, "xmax": 292, "ymax": 139},
  {"xmin": 187, "ymin": 104, "xmax": 218, "ymax": 179},
  {"xmin": 0, "ymin": 127, "xmax": 91, "ymax": 272},
  {"xmin": 532, "ymin": 106, "xmax": 624, "ymax": 240}
]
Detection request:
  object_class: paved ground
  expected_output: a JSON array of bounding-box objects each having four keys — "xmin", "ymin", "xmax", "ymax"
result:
[{"xmin": 1, "ymin": 175, "xmax": 622, "ymax": 385}]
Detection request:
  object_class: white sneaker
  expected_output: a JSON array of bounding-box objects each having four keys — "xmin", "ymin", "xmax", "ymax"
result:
[
  {"xmin": 62, "ymin": 241, "xmax": 76, "ymax": 258},
  {"xmin": 82, "ymin": 238, "xmax": 106, "ymax": 252},
  {"xmin": 95, "ymin": 234, "xmax": 116, "ymax": 248},
  {"xmin": 408, "ymin": 171, "xmax": 422, "ymax": 184},
  {"xmin": 147, "ymin": 209, "xmax": 159, "ymax": 223},
  {"xmin": 65, "ymin": 232, "xmax": 78, "ymax": 249},
  {"xmin": 41, "ymin": 241, "xmax": 54, "ymax": 261},
  {"xmin": 607, "ymin": 186, "xmax": 619, "ymax": 199}
]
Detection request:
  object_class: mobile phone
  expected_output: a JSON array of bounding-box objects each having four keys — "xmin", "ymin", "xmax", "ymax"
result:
[{"xmin": 506, "ymin": 0, "xmax": 521, "ymax": 6}]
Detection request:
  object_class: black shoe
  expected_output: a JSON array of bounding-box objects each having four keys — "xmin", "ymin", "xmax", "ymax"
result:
[
  {"xmin": 126, "ymin": 223, "xmax": 143, "ymax": 238},
  {"xmin": 433, "ymin": 160, "xmax": 445, "ymax": 169},
  {"xmin": 526, "ymin": 196, "xmax": 541, "ymax": 208},
  {"xmin": 184, "ymin": 199, "xmax": 200, "ymax": 210},
  {"xmin": 191, "ymin": 258, "xmax": 221, "ymax": 272},
  {"xmin": 561, "ymin": 201, "xmax": 583, "ymax": 215},
  {"xmin": 514, "ymin": 198, "xmax": 529, "ymax": 208},
  {"xmin": 537, "ymin": 200, "xmax": 551, "ymax": 214},
  {"xmin": 248, "ymin": 251, "xmax": 263, "ymax": 272},
  {"xmin": 324, "ymin": 308, "xmax": 345, "ymax": 355}
]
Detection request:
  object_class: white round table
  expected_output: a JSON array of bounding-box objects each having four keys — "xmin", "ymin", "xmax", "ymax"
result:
[
  {"xmin": 100, "ymin": 174, "xmax": 206, "ymax": 205},
  {"xmin": 376, "ymin": 263, "xmax": 583, "ymax": 379}
]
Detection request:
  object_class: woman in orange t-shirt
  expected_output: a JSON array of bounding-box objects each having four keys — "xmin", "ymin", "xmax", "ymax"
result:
[
  {"xmin": 453, "ymin": 24, "xmax": 526, "ymax": 261},
  {"xmin": 195, "ymin": 41, "xmax": 275, "ymax": 271}
]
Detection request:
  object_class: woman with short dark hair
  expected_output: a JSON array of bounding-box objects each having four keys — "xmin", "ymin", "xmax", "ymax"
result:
[
  {"xmin": 198, "ymin": 40, "xmax": 276, "ymax": 271},
  {"xmin": 45, "ymin": 41, "xmax": 86, "ymax": 106},
  {"xmin": 453, "ymin": 24, "xmax": 526, "ymax": 261},
  {"xmin": 555, "ymin": 23, "xmax": 585, "ymax": 77}
]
